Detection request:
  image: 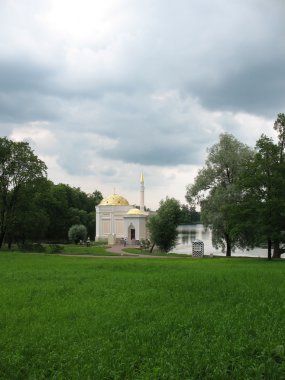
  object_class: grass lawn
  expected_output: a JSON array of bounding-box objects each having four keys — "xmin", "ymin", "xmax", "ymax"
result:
[
  {"xmin": 60, "ymin": 244, "xmax": 117, "ymax": 256},
  {"xmin": 0, "ymin": 253, "xmax": 285, "ymax": 379},
  {"xmin": 0, "ymin": 243, "xmax": 117, "ymax": 256},
  {"xmin": 123, "ymin": 247, "xmax": 187, "ymax": 257}
]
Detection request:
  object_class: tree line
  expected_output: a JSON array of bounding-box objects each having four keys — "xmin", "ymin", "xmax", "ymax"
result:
[
  {"xmin": 0, "ymin": 137, "xmax": 103, "ymax": 248},
  {"xmin": 186, "ymin": 113, "xmax": 285, "ymax": 260}
]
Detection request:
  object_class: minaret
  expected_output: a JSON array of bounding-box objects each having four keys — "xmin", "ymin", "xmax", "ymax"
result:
[{"xmin": 140, "ymin": 172, "xmax": 145, "ymax": 211}]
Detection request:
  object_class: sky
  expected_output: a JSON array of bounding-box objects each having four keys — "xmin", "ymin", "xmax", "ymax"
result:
[{"xmin": 1, "ymin": 0, "xmax": 284, "ymax": 210}]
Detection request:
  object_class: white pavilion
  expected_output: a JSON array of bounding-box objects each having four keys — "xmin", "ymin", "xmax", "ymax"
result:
[{"xmin": 95, "ymin": 173, "xmax": 149, "ymax": 242}]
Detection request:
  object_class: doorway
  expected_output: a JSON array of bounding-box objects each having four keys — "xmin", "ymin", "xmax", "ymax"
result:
[{"xmin": 128, "ymin": 223, "xmax": 136, "ymax": 240}]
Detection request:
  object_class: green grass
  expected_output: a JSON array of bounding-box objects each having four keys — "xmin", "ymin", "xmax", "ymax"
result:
[
  {"xmin": 60, "ymin": 244, "xmax": 117, "ymax": 256},
  {"xmin": 123, "ymin": 247, "xmax": 187, "ymax": 257},
  {"xmin": 1, "ymin": 254, "xmax": 285, "ymax": 379},
  {"xmin": 0, "ymin": 243, "xmax": 116, "ymax": 256}
]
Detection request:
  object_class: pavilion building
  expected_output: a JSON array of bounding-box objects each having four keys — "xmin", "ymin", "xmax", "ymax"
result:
[{"xmin": 95, "ymin": 174, "xmax": 149, "ymax": 242}]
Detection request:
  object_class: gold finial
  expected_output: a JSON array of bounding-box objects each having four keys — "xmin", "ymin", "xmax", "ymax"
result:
[{"xmin": 140, "ymin": 171, "xmax": 144, "ymax": 183}]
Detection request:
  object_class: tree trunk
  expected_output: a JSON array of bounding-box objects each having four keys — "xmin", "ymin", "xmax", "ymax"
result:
[
  {"xmin": 225, "ymin": 233, "xmax": 231, "ymax": 257},
  {"xmin": 267, "ymin": 238, "xmax": 272, "ymax": 260},
  {"xmin": 0, "ymin": 231, "xmax": 5, "ymax": 249},
  {"xmin": 272, "ymin": 240, "xmax": 281, "ymax": 259},
  {"xmin": 150, "ymin": 242, "xmax": 155, "ymax": 253}
]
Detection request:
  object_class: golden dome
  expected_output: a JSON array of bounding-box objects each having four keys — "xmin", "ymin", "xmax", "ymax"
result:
[
  {"xmin": 99, "ymin": 194, "xmax": 129, "ymax": 206},
  {"xmin": 127, "ymin": 208, "xmax": 145, "ymax": 215}
]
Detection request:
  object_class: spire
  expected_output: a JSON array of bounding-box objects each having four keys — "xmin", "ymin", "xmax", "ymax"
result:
[{"xmin": 140, "ymin": 172, "xmax": 145, "ymax": 211}]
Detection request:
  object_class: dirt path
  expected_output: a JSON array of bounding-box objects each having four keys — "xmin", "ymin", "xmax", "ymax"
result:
[{"xmin": 106, "ymin": 244, "xmax": 137, "ymax": 255}]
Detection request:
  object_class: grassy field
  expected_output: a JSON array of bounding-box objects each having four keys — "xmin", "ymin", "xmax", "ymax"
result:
[
  {"xmin": 0, "ymin": 243, "xmax": 116, "ymax": 256},
  {"xmin": 0, "ymin": 253, "xmax": 285, "ymax": 379},
  {"xmin": 60, "ymin": 244, "xmax": 116, "ymax": 256},
  {"xmin": 123, "ymin": 247, "xmax": 186, "ymax": 257}
]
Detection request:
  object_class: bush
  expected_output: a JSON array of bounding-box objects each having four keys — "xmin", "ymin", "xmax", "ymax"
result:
[
  {"xmin": 68, "ymin": 224, "xmax": 87, "ymax": 244},
  {"xmin": 48, "ymin": 244, "xmax": 64, "ymax": 254},
  {"xmin": 18, "ymin": 243, "xmax": 46, "ymax": 253}
]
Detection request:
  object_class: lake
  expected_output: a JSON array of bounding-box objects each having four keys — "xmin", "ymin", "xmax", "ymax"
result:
[{"xmin": 174, "ymin": 224, "xmax": 269, "ymax": 258}]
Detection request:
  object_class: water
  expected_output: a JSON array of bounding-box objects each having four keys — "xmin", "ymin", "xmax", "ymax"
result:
[{"xmin": 174, "ymin": 224, "xmax": 269, "ymax": 258}]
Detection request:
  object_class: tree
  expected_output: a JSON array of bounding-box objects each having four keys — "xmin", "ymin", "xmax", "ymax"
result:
[
  {"xmin": 6, "ymin": 178, "xmax": 50, "ymax": 246},
  {"xmin": 86, "ymin": 211, "xmax": 96, "ymax": 240},
  {"xmin": 0, "ymin": 138, "xmax": 47, "ymax": 248},
  {"xmin": 90, "ymin": 190, "xmax": 103, "ymax": 209},
  {"xmin": 274, "ymin": 113, "xmax": 285, "ymax": 162},
  {"xmin": 179, "ymin": 204, "xmax": 200, "ymax": 224},
  {"xmin": 68, "ymin": 224, "xmax": 87, "ymax": 244},
  {"xmin": 186, "ymin": 133, "xmax": 253, "ymax": 256},
  {"xmin": 235, "ymin": 134, "xmax": 285, "ymax": 260},
  {"xmin": 147, "ymin": 197, "xmax": 181, "ymax": 252},
  {"xmin": 45, "ymin": 185, "xmax": 103, "ymax": 242},
  {"xmin": 45, "ymin": 183, "xmax": 71, "ymax": 242},
  {"xmin": 272, "ymin": 113, "xmax": 285, "ymax": 257}
]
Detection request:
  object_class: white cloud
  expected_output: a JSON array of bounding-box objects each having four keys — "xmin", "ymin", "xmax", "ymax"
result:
[{"xmin": 10, "ymin": 123, "xmax": 57, "ymax": 152}]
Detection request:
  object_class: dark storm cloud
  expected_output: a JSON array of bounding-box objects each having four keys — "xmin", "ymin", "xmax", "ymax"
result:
[
  {"xmin": 0, "ymin": 92, "xmax": 63, "ymax": 123},
  {"xmin": 1, "ymin": 0, "xmax": 284, "ymax": 176},
  {"xmin": 0, "ymin": 57, "xmax": 63, "ymax": 123},
  {"xmin": 189, "ymin": 55, "xmax": 285, "ymax": 119},
  {"xmin": 107, "ymin": 141, "xmax": 204, "ymax": 166},
  {"xmin": 0, "ymin": 59, "xmax": 54, "ymax": 93}
]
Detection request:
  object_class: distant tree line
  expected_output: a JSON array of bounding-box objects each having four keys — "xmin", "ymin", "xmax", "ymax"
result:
[
  {"xmin": 0, "ymin": 137, "xmax": 103, "ymax": 248},
  {"xmin": 179, "ymin": 204, "xmax": 200, "ymax": 225},
  {"xmin": 186, "ymin": 113, "xmax": 285, "ymax": 260}
]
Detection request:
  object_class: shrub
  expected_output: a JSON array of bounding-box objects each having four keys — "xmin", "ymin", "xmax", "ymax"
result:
[
  {"xmin": 68, "ymin": 224, "xmax": 87, "ymax": 244},
  {"xmin": 48, "ymin": 244, "xmax": 64, "ymax": 254},
  {"xmin": 18, "ymin": 243, "xmax": 46, "ymax": 253}
]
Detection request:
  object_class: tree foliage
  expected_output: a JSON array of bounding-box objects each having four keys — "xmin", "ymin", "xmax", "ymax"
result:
[
  {"xmin": 235, "ymin": 126, "xmax": 285, "ymax": 259},
  {"xmin": 6, "ymin": 178, "xmax": 51, "ymax": 245},
  {"xmin": 148, "ymin": 197, "xmax": 181, "ymax": 252},
  {"xmin": 0, "ymin": 137, "xmax": 104, "ymax": 248},
  {"xmin": 68, "ymin": 224, "xmax": 87, "ymax": 244},
  {"xmin": 186, "ymin": 133, "xmax": 253, "ymax": 256},
  {"xmin": 274, "ymin": 113, "xmax": 285, "ymax": 162},
  {"xmin": 0, "ymin": 137, "xmax": 47, "ymax": 247},
  {"xmin": 179, "ymin": 204, "xmax": 200, "ymax": 224},
  {"xmin": 186, "ymin": 114, "xmax": 285, "ymax": 259}
]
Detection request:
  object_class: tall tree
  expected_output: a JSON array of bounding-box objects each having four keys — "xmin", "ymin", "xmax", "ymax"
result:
[
  {"xmin": 45, "ymin": 184, "xmax": 103, "ymax": 242},
  {"xmin": 0, "ymin": 138, "xmax": 47, "ymax": 248},
  {"xmin": 274, "ymin": 113, "xmax": 285, "ymax": 162},
  {"xmin": 186, "ymin": 133, "xmax": 253, "ymax": 256},
  {"xmin": 233, "ymin": 135, "xmax": 283, "ymax": 259},
  {"xmin": 89, "ymin": 190, "xmax": 103, "ymax": 210},
  {"xmin": 6, "ymin": 178, "xmax": 50, "ymax": 246},
  {"xmin": 272, "ymin": 113, "xmax": 285, "ymax": 257},
  {"xmin": 236, "ymin": 129, "xmax": 285, "ymax": 259},
  {"xmin": 148, "ymin": 197, "xmax": 181, "ymax": 252}
]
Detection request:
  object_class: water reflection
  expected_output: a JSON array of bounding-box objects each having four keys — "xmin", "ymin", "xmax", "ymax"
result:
[
  {"xmin": 177, "ymin": 224, "xmax": 208, "ymax": 246},
  {"xmin": 175, "ymin": 224, "xmax": 269, "ymax": 258},
  {"xmin": 181, "ymin": 230, "xmax": 196, "ymax": 245}
]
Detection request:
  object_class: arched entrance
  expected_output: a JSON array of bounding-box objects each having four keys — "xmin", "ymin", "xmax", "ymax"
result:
[{"xmin": 128, "ymin": 223, "xmax": 135, "ymax": 240}]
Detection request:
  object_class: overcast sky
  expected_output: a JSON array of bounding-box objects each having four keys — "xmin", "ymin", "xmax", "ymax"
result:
[{"xmin": 1, "ymin": 0, "xmax": 284, "ymax": 209}]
